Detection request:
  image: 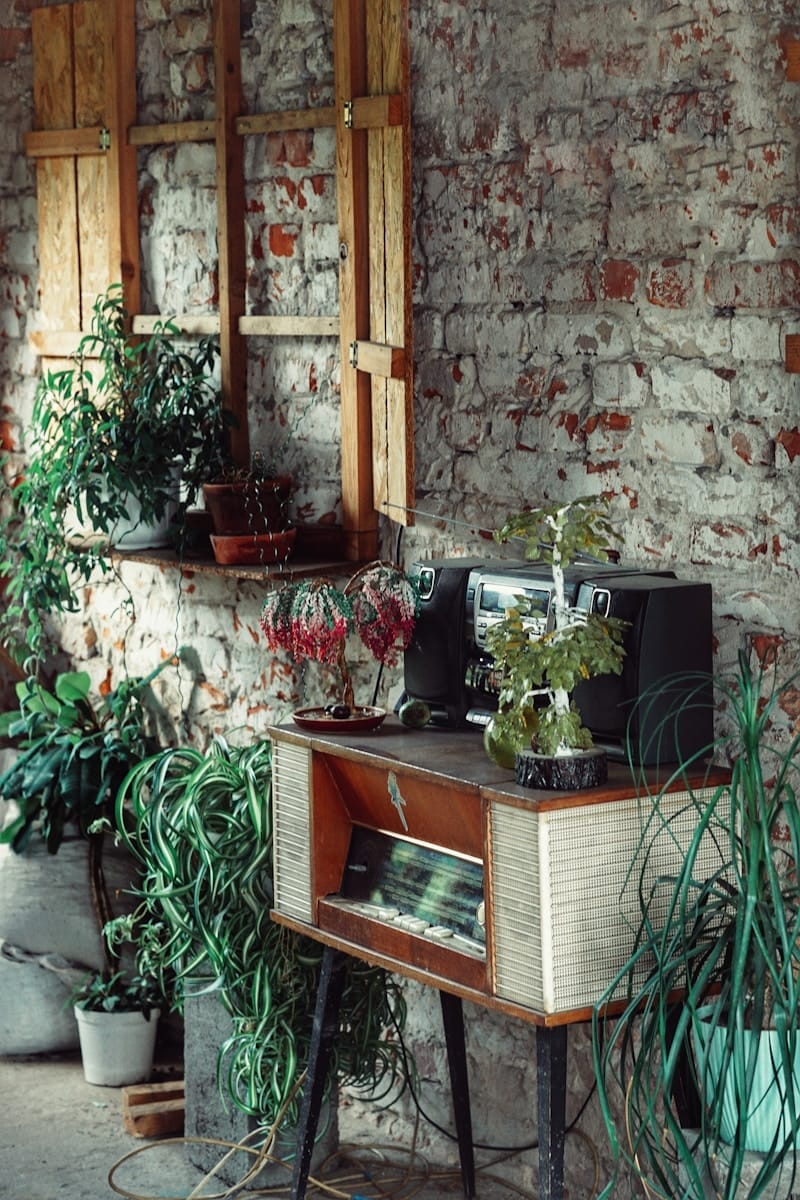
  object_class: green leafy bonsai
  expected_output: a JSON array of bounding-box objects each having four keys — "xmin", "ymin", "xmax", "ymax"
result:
[{"xmin": 487, "ymin": 496, "xmax": 627, "ymax": 761}]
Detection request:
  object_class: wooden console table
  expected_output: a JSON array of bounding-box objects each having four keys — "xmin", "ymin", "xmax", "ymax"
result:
[{"xmin": 268, "ymin": 717, "xmax": 726, "ymax": 1200}]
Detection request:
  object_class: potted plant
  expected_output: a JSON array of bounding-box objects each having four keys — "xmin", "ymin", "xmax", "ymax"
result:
[
  {"xmin": 114, "ymin": 738, "xmax": 408, "ymax": 1137},
  {"xmin": 259, "ymin": 560, "xmax": 420, "ymax": 720},
  {"xmin": 0, "ymin": 661, "xmax": 175, "ymax": 970},
  {"xmin": 202, "ymin": 451, "xmax": 296, "ymax": 566},
  {"xmin": 592, "ymin": 650, "xmax": 800, "ymax": 1200},
  {"xmin": 0, "ymin": 284, "xmax": 225, "ymax": 665},
  {"xmin": 72, "ymin": 964, "xmax": 164, "ymax": 1087},
  {"xmin": 485, "ymin": 495, "xmax": 627, "ymax": 789}
]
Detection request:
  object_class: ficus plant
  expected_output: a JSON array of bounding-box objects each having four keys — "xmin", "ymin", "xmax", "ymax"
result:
[
  {"xmin": 487, "ymin": 495, "xmax": 627, "ymax": 759},
  {"xmin": 0, "ymin": 283, "xmax": 226, "ymax": 667},
  {"xmin": 114, "ymin": 737, "xmax": 411, "ymax": 1125}
]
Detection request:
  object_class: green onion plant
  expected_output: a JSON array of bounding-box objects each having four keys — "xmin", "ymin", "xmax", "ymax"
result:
[
  {"xmin": 592, "ymin": 651, "xmax": 800, "ymax": 1200},
  {"xmin": 114, "ymin": 737, "xmax": 410, "ymax": 1127}
]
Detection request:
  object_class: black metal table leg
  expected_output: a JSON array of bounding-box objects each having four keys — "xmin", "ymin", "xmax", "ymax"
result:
[
  {"xmin": 536, "ymin": 1025, "xmax": 568, "ymax": 1200},
  {"xmin": 440, "ymin": 990, "xmax": 476, "ymax": 1199},
  {"xmin": 290, "ymin": 945, "xmax": 347, "ymax": 1200}
]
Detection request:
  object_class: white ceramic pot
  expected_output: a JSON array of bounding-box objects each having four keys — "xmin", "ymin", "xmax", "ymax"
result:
[
  {"xmin": 74, "ymin": 1005, "xmax": 160, "ymax": 1087},
  {"xmin": 65, "ymin": 473, "xmax": 179, "ymax": 551}
]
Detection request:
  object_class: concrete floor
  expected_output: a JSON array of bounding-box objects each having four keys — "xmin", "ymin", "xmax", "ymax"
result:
[{"xmin": 0, "ymin": 1051, "xmax": 530, "ymax": 1200}]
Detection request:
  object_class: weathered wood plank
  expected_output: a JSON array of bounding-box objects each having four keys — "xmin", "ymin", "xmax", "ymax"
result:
[
  {"xmin": 350, "ymin": 92, "xmax": 402, "ymax": 129},
  {"xmin": 33, "ymin": 4, "xmax": 80, "ymax": 332},
  {"xmin": 129, "ymin": 120, "xmax": 216, "ymax": 146},
  {"xmin": 214, "ymin": 0, "xmax": 249, "ymax": 468},
  {"xmin": 24, "ymin": 127, "xmax": 106, "ymax": 158},
  {"xmin": 335, "ymin": 0, "xmax": 377, "ymax": 561},
  {"xmin": 105, "ymin": 0, "xmax": 140, "ymax": 313},
  {"xmin": 366, "ymin": 0, "xmax": 389, "ymax": 514},
  {"xmin": 239, "ymin": 315, "xmax": 339, "ymax": 337},
  {"xmin": 236, "ymin": 106, "xmax": 337, "ymax": 134},
  {"xmin": 352, "ymin": 339, "xmax": 405, "ymax": 379}
]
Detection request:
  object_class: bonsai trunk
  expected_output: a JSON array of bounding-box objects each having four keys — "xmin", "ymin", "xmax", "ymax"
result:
[{"xmin": 547, "ymin": 506, "xmax": 572, "ymax": 757}]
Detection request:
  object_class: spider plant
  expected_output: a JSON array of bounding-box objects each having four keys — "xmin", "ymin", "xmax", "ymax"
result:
[
  {"xmin": 592, "ymin": 650, "xmax": 800, "ymax": 1200},
  {"xmin": 114, "ymin": 737, "xmax": 409, "ymax": 1126}
]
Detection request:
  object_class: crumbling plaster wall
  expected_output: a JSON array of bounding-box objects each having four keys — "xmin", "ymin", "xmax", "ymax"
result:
[{"xmin": 0, "ymin": 0, "xmax": 798, "ymax": 1194}]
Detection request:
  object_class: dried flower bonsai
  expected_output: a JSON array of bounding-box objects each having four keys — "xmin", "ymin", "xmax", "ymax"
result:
[{"xmin": 259, "ymin": 561, "xmax": 420, "ymax": 710}]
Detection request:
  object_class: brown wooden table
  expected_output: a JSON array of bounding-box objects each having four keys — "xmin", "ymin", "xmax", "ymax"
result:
[{"xmin": 268, "ymin": 717, "xmax": 726, "ymax": 1200}]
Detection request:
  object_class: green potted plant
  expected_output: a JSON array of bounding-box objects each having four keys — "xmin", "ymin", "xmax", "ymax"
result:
[
  {"xmin": 114, "ymin": 737, "xmax": 409, "ymax": 1131},
  {"xmin": 592, "ymin": 650, "xmax": 800, "ymax": 1200},
  {"xmin": 0, "ymin": 661, "xmax": 175, "ymax": 969},
  {"xmin": 202, "ymin": 451, "xmax": 296, "ymax": 566},
  {"xmin": 259, "ymin": 560, "xmax": 420, "ymax": 718},
  {"xmin": 485, "ymin": 495, "xmax": 627, "ymax": 789},
  {"xmin": 0, "ymin": 284, "xmax": 225, "ymax": 665},
  {"xmin": 71, "ymin": 963, "xmax": 164, "ymax": 1087}
]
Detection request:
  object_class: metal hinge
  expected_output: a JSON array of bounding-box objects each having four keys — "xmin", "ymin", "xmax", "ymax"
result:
[
  {"xmin": 99, "ymin": 127, "xmax": 111, "ymax": 151},
  {"xmin": 343, "ymin": 100, "xmax": 353, "ymax": 129},
  {"xmin": 349, "ymin": 340, "xmax": 359, "ymax": 368}
]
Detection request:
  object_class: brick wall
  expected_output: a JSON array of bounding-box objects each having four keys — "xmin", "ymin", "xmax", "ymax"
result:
[{"xmin": 0, "ymin": 0, "xmax": 798, "ymax": 1193}]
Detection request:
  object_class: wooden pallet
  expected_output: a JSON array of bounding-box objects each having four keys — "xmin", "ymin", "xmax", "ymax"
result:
[{"xmin": 121, "ymin": 1079, "xmax": 185, "ymax": 1138}]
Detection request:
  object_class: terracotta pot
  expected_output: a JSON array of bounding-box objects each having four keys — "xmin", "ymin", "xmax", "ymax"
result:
[
  {"xmin": 202, "ymin": 475, "xmax": 292, "ymax": 535},
  {"xmin": 209, "ymin": 527, "xmax": 297, "ymax": 566}
]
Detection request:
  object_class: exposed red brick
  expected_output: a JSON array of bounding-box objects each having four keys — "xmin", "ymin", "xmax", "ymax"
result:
[
  {"xmin": 646, "ymin": 260, "xmax": 693, "ymax": 308},
  {"xmin": 0, "ymin": 28, "xmax": 29, "ymax": 61},
  {"xmin": 599, "ymin": 259, "xmax": 639, "ymax": 302},
  {"xmin": 269, "ymin": 224, "xmax": 298, "ymax": 258},
  {"xmin": 750, "ymin": 633, "xmax": 784, "ymax": 668},
  {"xmin": 776, "ymin": 427, "xmax": 800, "ymax": 462}
]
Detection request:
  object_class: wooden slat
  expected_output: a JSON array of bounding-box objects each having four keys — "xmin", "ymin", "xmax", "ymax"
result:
[
  {"xmin": 33, "ymin": 4, "xmax": 80, "ymax": 332},
  {"xmin": 106, "ymin": 0, "xmax": 140, "ymax": 314},
  {"xmin": 350, "ymin": 92, "xmax": 402, "ymax": 129},
  {"xmin": 131, "ymin": 314, "xmax": 340, "ymax": 338},
  {"xmin": 32, "ymin": 4, "xmax": 73, "ymax": 132},
  {"xmin": 24, "ymin": 127, "xmax": 106, "ymax": 158},
  {"xmin": 365, "ymin": 0, "xmax": 413, "ymax": 526},
  {"xmin": 366, "ymin": 0, "xmax": 389, "ymax": 512},
  {"xmin": 74, "ymin": 0, "xmax": 104, "ymax": 124},
  {"xmin": 335, "ymin": 0, "xmax": 377, "ymax": 562},
  {"xmin": 129, "ymin": 120, "xmax": 216, "ymax": 146},
  {"xmin": 75, "ymin": 1, "xmax": 107, "ymax": 327},
  {"xmin": 352, "ymin": 339, "xmax": 405, "ymax": 379},
  {"xmin": 122, "ymin": 1080, "xmax": 185, "ymax": 1139},
  {"xmin": 383, "ymin": 0, "xmax": 413, "ymax": 527},
  {"xmin": 236, "ymin": 106, "xmax": 336, "ymax": 135},
  {"xmin": 132, "ymin": 314, "xmax": 220, "ymax": 336},
  {"xmin": 786, "ymin": 334, "xmax": 800, "ymax": 373},
  {"xmin": 786, "ymin": 39, "xmax": 800, "ymax": 82},
  {"xmin": 214, "ymin": 0, "xmax": 249, "ymax": 468},
  {"xmin": 240, "ymin": 315, "xmax": 339, "ymax": 336},
  {"xmin": 28, "ymin": 330, "xmax": 89, "ymax": 359}
]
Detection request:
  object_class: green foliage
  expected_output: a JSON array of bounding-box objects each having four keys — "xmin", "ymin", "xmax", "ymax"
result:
[
  {"xmin": 493, "ymin": 495, "xmax": 619, "ymax": 567},
  {"xmin": 488, "ymin": 496, "xmax": 626, "ymax": 758},
  {"xmin": 115, "ymin": 738, "xmax": 410, "ymax": 1126},
  {"xmin": 0, "ymin": 284, "xmax": 226, "ymax": 665},
  {"xmin": 593, "ymin": 653, "xmax": 800, "ymax": 1200},
  {"xmin": 0, "ymin": 661, "xmax": 173, "ymax": 855},
  {"xmin": 71, "ymin": 967, "xmax": 162, "ymax": 1019}
]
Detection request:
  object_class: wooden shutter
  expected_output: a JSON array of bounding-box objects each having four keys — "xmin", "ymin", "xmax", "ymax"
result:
[
  {"xmin": 335, "ymin": 0, "xmax": 414, "ymax": 560},
  {"xmin": 26, "ymin": 0, "xmax": 138, "ymax": 355}
]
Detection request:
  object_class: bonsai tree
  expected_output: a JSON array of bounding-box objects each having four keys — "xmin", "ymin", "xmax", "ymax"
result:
[
  {"xmin": 259, "ymin": 560, "xmax": 420, "ymax": 711},
  {"xmin": 0, "ymin": 284, "xmax": 226, "ymax": 666},
  {"xmin": 486, "ymin": 496, "xmax": 627, "ymax": 783}
]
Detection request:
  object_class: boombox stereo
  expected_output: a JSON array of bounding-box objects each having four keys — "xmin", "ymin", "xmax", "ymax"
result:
[{"xmin": 403, "ymin": 557, "xmax": 714, "ymax": 766}]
